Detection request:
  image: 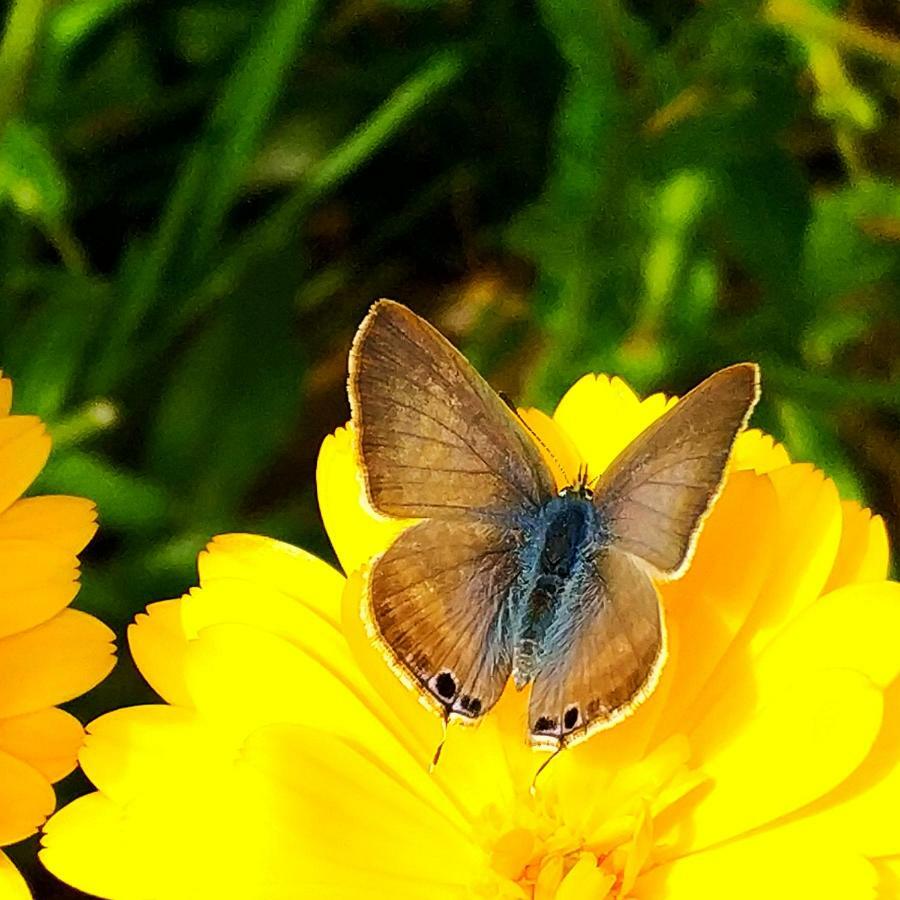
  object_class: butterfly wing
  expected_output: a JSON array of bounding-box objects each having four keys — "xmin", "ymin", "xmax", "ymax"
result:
[
  {"xmin": 528, "ymin": 364, "xmax": 759, "ymax": 747},
  {"xmin": 366, "ymin": 517, "xmax": 520, "ymax": 720},
  {"xmin": 592, "ymin": 363, "xmax": 759, "ymax": 577},
  {"xmin": 349, "ymin": 300, "xmax": 556, "ymax": 519},
  {"xmin": 529, "ymin": 546, "xmax": 663, "ymax": 747}
]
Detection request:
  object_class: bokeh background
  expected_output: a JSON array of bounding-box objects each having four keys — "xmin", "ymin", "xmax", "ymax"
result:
[{"xmin": 1, "ymin": 0, "xmax": 898, "ymax": 894}]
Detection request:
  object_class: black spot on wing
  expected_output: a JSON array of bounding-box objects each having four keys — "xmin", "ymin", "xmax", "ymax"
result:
[
  {"xmin": 534, "ymin": 715, "xmax": 558, "ymax": 733},
  {"xmin": 433, "ymin": 671, "xmax": 457, "ymax": 701}
]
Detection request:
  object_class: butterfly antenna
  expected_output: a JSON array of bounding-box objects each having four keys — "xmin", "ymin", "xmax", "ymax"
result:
[
  {"xmin": 529, "ymin": 745, "xmax": 562, "ymax": 797},
  {"xmin": 498, "ymin": 391, "xmax": 569, "ymax": 488},
  {"xmin": 429, "ymin": 713, "xmax": 449, "ymax": 773}
]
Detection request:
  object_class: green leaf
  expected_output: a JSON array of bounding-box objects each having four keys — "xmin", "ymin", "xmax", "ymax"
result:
[
  {"xmin": 47, "ymin": 0, "xmax": 137, "ymax": 51},
  {"xmin": 0, "ymin": 119, "xmax": 67, "ymax": 225},
  {"xmin": 1, "ymin": 271, "xmax": 108, "ymax": 418},
  {"xmin": 802, "ymin": 179, "xmax": 900, "ymax": 306},
  {"xmin": 36, "ymin": 449, "xmax": 169, "ymax": 532},
  {"xmin": 167, "ymin": 47, "xmax": 467, "ymax": 347},
  {"xmin": 90, "ymin": 0, "xmax": 322, "ymax": 393},
  {"xmin": 720, "ymin": 148, "xmax": 811, "ymax": 304},
  {"xmin": 146, "ymin": 285, "xmax": 304, "ymax": 519}
]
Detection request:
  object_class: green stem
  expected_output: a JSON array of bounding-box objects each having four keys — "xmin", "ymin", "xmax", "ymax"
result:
[
  {"xmin": 0, "ymin": 0, "xmax": 46, "ymax": 129},
  {"xmin": 175, "ymin": 48, "xmax": 467, "ymax": 334},
  {"xmin": 51, "ymin": 399, "xmax": 118, "ymax": 448}
]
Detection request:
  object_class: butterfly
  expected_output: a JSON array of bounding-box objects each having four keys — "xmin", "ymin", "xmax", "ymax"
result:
[{"xmin": 348, "ymin": 300, "xmax": 759, "ymax": 750}]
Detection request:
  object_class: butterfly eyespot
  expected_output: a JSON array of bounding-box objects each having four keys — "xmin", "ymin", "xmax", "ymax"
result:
[
  {"xmin": 457, "ymin": 694, "xmax": 482, "ymax": 716},
  {"xmin": 534, "ymin": 716, "xmax": 558, "ymax": 733},
  {"xmin": 564, "ymin": 706, "xmax": 580, "ymax": 731},
  {"xmin": 432, "ymin": 671, "xmax": 457, "ymax": 701}
]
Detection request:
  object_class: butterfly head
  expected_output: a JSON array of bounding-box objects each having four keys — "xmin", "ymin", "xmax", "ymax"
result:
[{"xmin": 559, "ymin": 463, "xmax": 594, "ymax": 500}]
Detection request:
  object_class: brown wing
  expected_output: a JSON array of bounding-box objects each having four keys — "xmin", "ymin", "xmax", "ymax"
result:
[
  {"xmin": 349, "ymin": 300, "xmax": 555, "ymax": 519},
  {"xmin": 593, "ymin": 363, "xmax": 759, "ymax": 577},
  {"xmin": 528, "ymin": 547, "xmax": 664, "ymax": 748},
  {"xmin": 365, "ymin": 517, "xmax": 520, "ymax": 721}
]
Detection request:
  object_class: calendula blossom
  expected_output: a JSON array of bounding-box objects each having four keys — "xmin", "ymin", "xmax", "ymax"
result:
[
  {"xmin": 0, "ymin": 374, "xmax": 115, "ymax": 900},
  {"xmin": 43, "ymin": 373, "xmax": 899, "ymax": 899}
]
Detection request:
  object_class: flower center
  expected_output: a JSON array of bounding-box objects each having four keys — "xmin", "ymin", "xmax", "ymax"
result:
[{"xmin": 483, "ymin": 798, "xmax": 654, "ymax": 899}]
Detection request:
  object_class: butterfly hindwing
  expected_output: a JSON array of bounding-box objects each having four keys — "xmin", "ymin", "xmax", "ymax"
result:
[
  {"xmin": 593, "ymin": 363, "xmax": 759, "ymax": 577},
  {"xmin": 528, "ymin": 546, "xmax": 663, "ymax": 747},
  {"xmin": 366, "ymin": 517, "xmax": 519, "ymax": 721},
  {"xmin": 349, "ymin": 300, "xmax": 555, "ymax": 519}
]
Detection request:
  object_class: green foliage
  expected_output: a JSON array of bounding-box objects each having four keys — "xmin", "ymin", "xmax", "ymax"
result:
[{"xmin": 0, "ymin": 5, "xmax": 898, "ymax": 859}]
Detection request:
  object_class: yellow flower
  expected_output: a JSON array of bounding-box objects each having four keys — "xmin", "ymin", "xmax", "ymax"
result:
[
  {"xmin": 0, "ymin": 373, "xmax": 115, "ymax": 899},
  {"xmin": 43, "ymin": 373, "xmax": 899, "ymax": 899}
]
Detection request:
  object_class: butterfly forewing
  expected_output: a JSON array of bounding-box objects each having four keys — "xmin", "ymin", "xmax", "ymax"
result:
[
  {"xmin": 593, "ymin": 363, "xmax": 759, "ymax": 577},
  {"xmin": 528, "ymin": 546, "xmax": 663, "ymax": 747},
  {"xmin": 367, "ymin": 518, "xmax": 518, "ymax": 720},
  {"xmin": 349, "ymin": 300, "xmax": 555, "ymax": 519}
]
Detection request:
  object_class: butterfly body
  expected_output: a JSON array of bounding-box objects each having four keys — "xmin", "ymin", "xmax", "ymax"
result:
[
  {"xmin": 511, "ymin": 492, "xmax": 608, "ymax": 690},
  {"xmin": 349, "ymin": 300, "xmax": 759, "ymax": 749}
]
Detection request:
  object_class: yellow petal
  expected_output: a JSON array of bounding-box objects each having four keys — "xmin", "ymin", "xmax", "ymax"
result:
[
  {"xmin": 239, "ymin": 723, "xmax": 486, "ymax": 894},
  {"xmin": 432, "ymin": 683, "xmax": 530, "ymax": 826},
  {"xmin": 552, "ymin": 376, "xmax": 675, "ymax": 478},
  {"xmin": 196, "ymin": 533, "xmax": 345, "ymax": 628},
  {"xmin": 53, "ymin": 718, "xmax": 481, "ymax": 899},
  {"xmin": 561, "ymin": 617, "xmax": 681, "ymax": 803},
  {"xmin": 182, "ymin": 622, "xmax": 440, "ymax": 798},
  {"xmin": 823, "ymin": 501, "xmax": 891, "ymax": 594},
  {"xmin": 0, "ymin": 540, "xmax": 76, "ymax": 593},
  {"xmin": 794, "ymin": 679, "xmax": 900, "ymax": 858},
  {"xmin": 184, "ymin": 540, "xmax": 346, "ymax": 658},
  {"xmin": 754, "ymin": 582, "xmax": 900, "ymax": 703},
  {"xmin": 681, "ymin": 668, "xmax": 883, "ymax": 852},
  {"xmin": 0, "ymin": 496, "xmax": 96, "ymax": 553},
  {"xmin": 0, "ymin": 748, "xmax": 54, "ymax": 844},
  {"xmin": 0, "ymin": 708, "xmax": 83, "ymax": 783},
  {"xmin": 316, "ymin": 425, "xmax": 415, "ymax": 576},
  {"xmin": 183, "ymin": 579, "xmax": 349, "ymax": 674},
  {"xmin": 0, "ymin": 610, "xmax": 115, "ymax": 718},
  {"xmin": 731, "ymin": 428, "xmax": 791, "ymax": 473},
  {"xmin": 874, "ymin": 857, "xmax": 900, "ymax": 899},
  {"xmin": 689, "ymin": 463, "xmax": 843, "ymax": 723},
  {"xmin": 127, "ymin": 600, "xmax": 192, "ymax": 707},
  {"xmin": 0, "ymin": 850, "xmax": 31, "ymax": 900},
  {"xmin": 638, "ymin": 822, "xmax": 876, "ymax": 899},
  {"xmin": 78, "ymin": 706, "xmax": 235, "ymax": 805},
  {"xmin": 555, "ymin": 853, "xmax": 613, "ymax": 900},
  {"xmin": 515, "ymin": 408, "xmax": 581, "ymax": 490},
  {"xmin": 0, "ymin": 539, "xmax": 81, "ymax": 638},
  {"xmin": 750, "ymin": 464, "xmax": 842, "ymax": 650},
  {"xmin": 0, "ymin": 376, "xmax": 11, "ymax": 417},
  {"xmin": 561, "ymin": 735, "xmax": 690, "ymax": 848},
  {"xmin": 340, "ymin": 571, "xmax": 447, "ymax": 771},
  {"xmin": 653, "ymin": 470, "xmax": 777, "ymax": 740},
  {"xmin": 41, "ymin": 793, "xmax": 141, "ymax": 900},
  {"xmin": 533, "ymin": 852, "xmax": 564, "ymax": 899},
  {"xmin": 0, "ymin": 417, "xmax": 51, "ymax": 516}
]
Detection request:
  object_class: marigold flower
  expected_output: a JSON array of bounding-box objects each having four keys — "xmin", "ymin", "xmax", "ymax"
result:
[
  {"xmin": 0, "ymin": 374, "xmax": 115, "ymax": 899},
  {"xmin": 42, "ymin": 373, "xmax": 898, "ymax": 899}
]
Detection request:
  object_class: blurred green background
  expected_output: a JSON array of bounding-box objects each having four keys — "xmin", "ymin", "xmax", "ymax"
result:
[{"xmin": 1, "ymin": 0, "xmax": 898, "ymax": 894}]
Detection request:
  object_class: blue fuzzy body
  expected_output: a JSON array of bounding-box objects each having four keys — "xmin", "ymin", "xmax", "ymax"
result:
[{"xmin": 508, "ymin": 494, "xmax": 609, "ymax": 687}]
